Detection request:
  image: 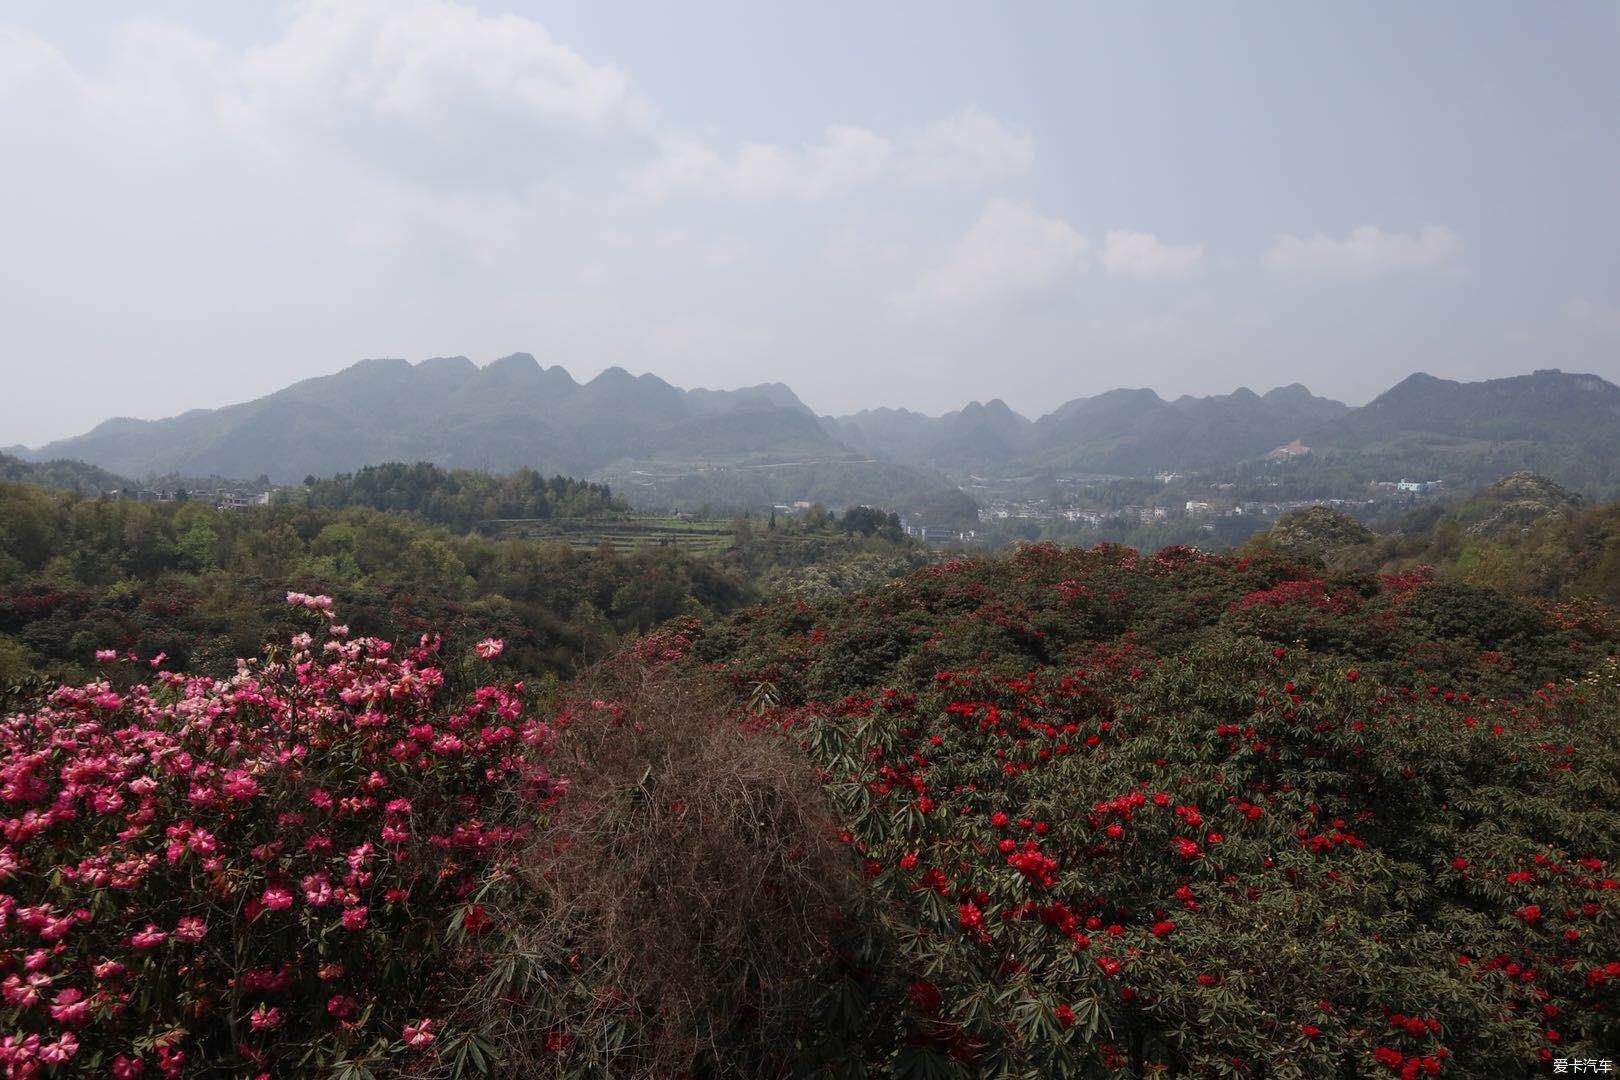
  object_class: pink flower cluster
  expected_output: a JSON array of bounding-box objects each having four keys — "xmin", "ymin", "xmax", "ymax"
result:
[{"xmin": 0, "ymin": 603, "xmax": 561, "ymax": 1076}]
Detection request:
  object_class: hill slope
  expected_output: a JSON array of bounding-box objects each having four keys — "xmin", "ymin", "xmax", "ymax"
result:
[
  {"xmin": 0, "ymin": 451, "xmax": 128, "ymax": 494},
  {"xmin": 1303, "ymin": 369, "xmax": 1620, "ymax": 489}
]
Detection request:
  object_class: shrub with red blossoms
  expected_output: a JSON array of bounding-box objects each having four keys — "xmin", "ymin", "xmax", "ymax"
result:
[
  {"xmin": 0, "ymin": 597, "xmax": 560, "ymax": 1077},
  {"xmin": 688, "ymin": 542, "xmax": 1620, "ymax": 1076}
]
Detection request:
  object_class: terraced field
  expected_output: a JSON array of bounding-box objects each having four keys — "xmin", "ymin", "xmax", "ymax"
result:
[{"xmin": 480, "ymin": 516, "xmax": 735, "ymax": 553}]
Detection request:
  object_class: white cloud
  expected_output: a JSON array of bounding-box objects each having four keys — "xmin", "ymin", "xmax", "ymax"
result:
[
  {"xmin": 640, "ymin": 126, "xmax": 894, "ymax": 202},
  {"xmin": 244, "ymin": 0, "xmax": 650, "ymax": 136},
  {"xmin": 0, "ymin": 1, "xmax": 655, "ymax": 196},
  {"xmin": 1100, "ymin": 229, "xmax": 1204, "ymax": 280},
  {"xmin": 898, "ymin": 107, "xmax": 1035, "ymax": 187},
  {"xmin": 899, "ymin": 198, "xmax": 1087, "ymax": 314},
  {"xmin": 1262, "ymin": 224, "xmax": 1462, "ymax": 279},
  {"xmin": 231, "ymin": 0, "xmax": 654, "ymax": 190},
  {"xmin": 638, "ymin": 107, "xmax": 1032, "ymax": 201}
]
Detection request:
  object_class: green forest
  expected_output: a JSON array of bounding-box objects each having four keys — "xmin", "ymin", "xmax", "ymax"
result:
[{"xmin": 0, "ymin": 464, "xmax": 925, "ymax": 689}]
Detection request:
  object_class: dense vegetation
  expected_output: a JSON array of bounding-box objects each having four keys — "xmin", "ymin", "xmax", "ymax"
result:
[
  {"xmin": 0, "ymin": 452, "xmax": 128, "ymax": 495},
  {"xmin": 0, "ymin": 475, "xmax": 924, "ymax": 688},
  {"xmin": 0, "ymin": 480, "xmax": 743, "ymax": 686},
  {"xmin": 677, "ymin": 543, "xmax": 1620, "ymax": 1075},
  {"xmin": 296, "ymin": 463, "xmax": 624, "ymax": 531},
  {"xmin": 1261, "ymin": 473, "xmax": 1620, "ymax": 605},
  {"xmin": 3, "ymin": 468, "xmax": 1618, "ymax": 1077}
]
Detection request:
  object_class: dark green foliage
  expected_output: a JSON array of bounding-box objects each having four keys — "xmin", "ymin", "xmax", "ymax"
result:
[
  {"xmin": 1326, "ymin": 473, "xmax": 1620, "ymax": 603},
  {"xmin": 0, "ymin": 451, "xmax": 129, "ymax": 494},
  {"xmin": 0, "ymin": 480, "xmax": 747, "ymax": 683},
  {"xmin": 839, "ymin": 505, "xmax": 904, "ymax": 542},
  {"xmin": 1261, "ymin": 506, "xmax": 1376, "ymax": 560},
  {"xmin": 299, "ymin": 462, "xmax": 623, "ymax": 530}
]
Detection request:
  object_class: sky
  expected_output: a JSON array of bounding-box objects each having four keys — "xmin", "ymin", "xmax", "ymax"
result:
[{"xmin": 1, "ymin": 1, "xmax": 1617, "ymax": 446}]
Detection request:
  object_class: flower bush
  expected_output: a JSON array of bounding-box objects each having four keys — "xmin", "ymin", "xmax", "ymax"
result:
[
  {"xmin": 4, "ymin": 537, "xmax": 1619, "ymax": 1078},
  {"xmin": 688, "ymin": 543, "xmax": 1620, "ymax": 1076},
  {"xmin": 0, "ymin": 597, "xmax": 560, "ymax": 1078}
]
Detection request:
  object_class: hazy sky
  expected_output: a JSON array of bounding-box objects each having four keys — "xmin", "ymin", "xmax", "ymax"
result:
[{"xmin": 3, "ymin": 1, "xmax": 1617, "ymax": 445}]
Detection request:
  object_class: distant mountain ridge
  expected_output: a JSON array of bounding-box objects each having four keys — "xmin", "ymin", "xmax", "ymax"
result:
[
  {"xmin": 27, "ymin": 354, "xmax": 833, "ymax": 482},
  {"xmin": 829, "ymin": 382, "xmax": 1353, "ymax": 474},
  {"xmin": 831, "ymin": 369, "xmax": 1620, "ymax": 491},
  {"xmin": 1307, "ymin": 369, "xmax": 1620, "ymax": 491},
  {"xmin": 21, "ymin": 361, "xmax": 1620, "ymax": 501}
]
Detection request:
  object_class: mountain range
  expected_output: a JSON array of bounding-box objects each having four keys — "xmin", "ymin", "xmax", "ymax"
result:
[
  {"xmin": 13, "ymin": 359, "xmax": 1620, "ymax": 506},
  {"xmin": 827, "ymin": 382, "xmax": 1354, "ymax": 474},
  {"xmin": 14, "ymin": 355, "xmax": 831, "ymax": 482}
]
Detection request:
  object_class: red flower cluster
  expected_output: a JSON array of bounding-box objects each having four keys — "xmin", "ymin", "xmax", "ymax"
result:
[{"xmin": 700, "ymin": 540, "xmax": 1620, "ymax": 1073}]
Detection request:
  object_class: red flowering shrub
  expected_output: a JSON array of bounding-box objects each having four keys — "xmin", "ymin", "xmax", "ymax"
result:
[
  {"xmin": 0, "ymin": 597, "xmax": 560, "ymax": 1077},
  {"xmin": 689, "ymin": 543, "xmax": 1620, "ymax": 1075}
]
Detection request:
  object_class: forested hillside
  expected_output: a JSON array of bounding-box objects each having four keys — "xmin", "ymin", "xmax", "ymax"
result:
[
  {"xmin": 0, "ymin": 470, "xmax": 925, "ymax": 688},
  {"xmin": 0, "ymin": 451, "xmax": 128, "ymax": 494},
  {"xmin": 1255, "ymin": 472, "xmax": 1620, "ymax": 605}
]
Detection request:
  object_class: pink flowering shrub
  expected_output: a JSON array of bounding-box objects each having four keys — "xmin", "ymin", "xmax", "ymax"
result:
[{"xmin": 0, "ymin": 601, "xmax": 560, "ymax": 1077}]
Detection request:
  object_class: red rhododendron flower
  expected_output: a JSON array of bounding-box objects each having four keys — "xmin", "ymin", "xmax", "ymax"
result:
[{"xmin": 461, "ymin": 904, "xmax": 491, "ymax": 935}]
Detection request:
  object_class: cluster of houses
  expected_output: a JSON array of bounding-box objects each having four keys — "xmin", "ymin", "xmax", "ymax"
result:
[
  {"xmin": 112, "ymin": 487, "xmax": 272, "ymax": 511},
  {"xmin": 1376, "ymin": 478, "xmax": 1444, "ymax": 493},
  {"xmin": 903, "ymin": 522, "xmax": 981, "ymax": 544},
  {"xmin": 1058, "ymin": 506, "xmax": 1170, "ymax": 527}
]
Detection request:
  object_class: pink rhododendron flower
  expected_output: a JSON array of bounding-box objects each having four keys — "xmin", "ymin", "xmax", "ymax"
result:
[
  {"xmin": 39, "ymin": 1032, "xmax": 78, "ymax": 1065},
  {"xmin": 48, "ymin": 987, "xmax": 91, "ymax": 1027},
  {"xmin": 260, "ymin": 885, "xmax": 294, "ymax": 912},
  {"xmin": 403, "ymin": 1019, "xmax": 436, "ymax": 1048},
  {"xmin": 248, "ymin": 1004, "xmax": 284, "ymax": 1031},
  {"xmin": 128, "ymin": 924, "xmax": 167, "ymax": 950}
]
